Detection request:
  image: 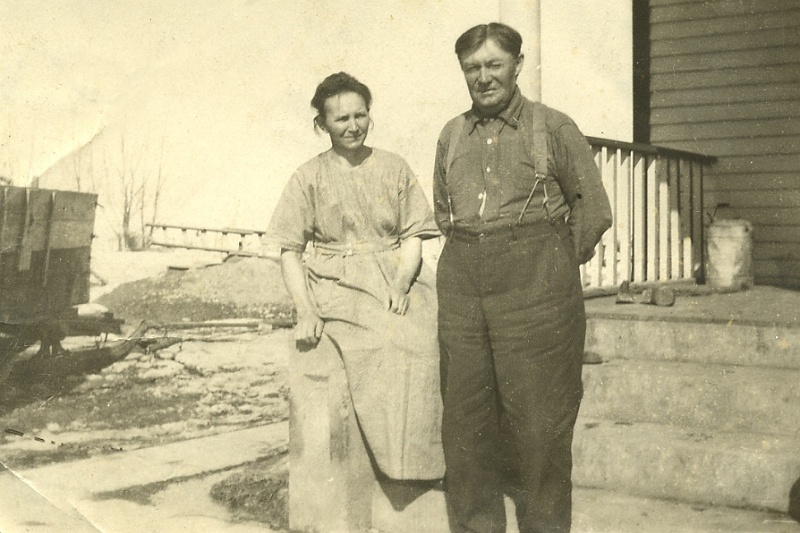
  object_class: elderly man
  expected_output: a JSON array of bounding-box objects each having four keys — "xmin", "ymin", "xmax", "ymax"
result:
[{"xmin": 433, "ymin": 22, "xmax": 612, "ymax": 533}]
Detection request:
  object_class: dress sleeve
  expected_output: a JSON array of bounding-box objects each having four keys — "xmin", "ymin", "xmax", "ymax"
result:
[
  {"xmin": 398, "ymin": 159, "xmax": 440, "ymax": 241},
  {"xmin": 265, "ymin": 170, "xmax": 315, "ymax": 252}
]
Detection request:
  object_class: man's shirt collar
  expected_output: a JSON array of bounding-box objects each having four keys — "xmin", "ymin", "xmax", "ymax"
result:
[{"xmin": 467, "ymin": 87, "xmax": 524, "ymax": 133}]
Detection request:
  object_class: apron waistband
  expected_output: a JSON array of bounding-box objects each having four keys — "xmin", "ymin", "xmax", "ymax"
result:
[{"xmin": 312, "ymin": 238, "xmax": 399, "ymax": 256}]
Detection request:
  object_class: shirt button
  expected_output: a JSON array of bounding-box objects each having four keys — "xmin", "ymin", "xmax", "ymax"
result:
[
  {"xmin": 486, "ymin": 138, "xmax": 493, "ymax": 145},
  {"xmin": 486, "ymin": 167, "xmax": 491, "ymax": 173}
]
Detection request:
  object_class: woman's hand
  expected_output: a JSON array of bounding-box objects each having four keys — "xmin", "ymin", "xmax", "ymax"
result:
[
  {"xmin": 384, "ymin": 237, "xmax": 423, "ymax": 316},
  {"xmin": 385, "ymin": 281, "xmax": 411, "ymax": 315},
  {"xmin": 279, "ymin": 249, "xmax": 324, "ymax": 347},
  {"xmin": 295, "ymin": 311, "xmax": 324, "ymax": 345}
]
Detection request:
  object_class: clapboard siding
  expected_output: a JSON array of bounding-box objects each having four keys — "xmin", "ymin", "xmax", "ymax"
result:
[
  {"xmin": 712, "ymin": 155, "xmax": 800, "ymax": 175},
  {"xmin": 652, "ymin": 0, "xmax": 798, "ymax": 23},
  {"xmin": 652, "ymin": 47, "xmax": 800, "ymax": 73},
  {"xmin": 652, "ymin": 83, "xmax": 798, "ymax": 108},
  {"xmin": 715, "ymin": 208, "xmax": 800, "ymax": 228},
  {"xmin": 651, "ymin": 101, "xmax": 800, "ymax": 125},
  {"xmin": 753, "ymin": 259, "xmax": 800, "ymax": 288},
  {"xmin": 651, "ymin": 9, "xmax": 800, "ymax": 39},
  {"xmin": 657, "ymin": 138, "xmax": 798, "ymax": 159},
  {"xmin": 650, "ymin": 0, "xmax": 800, "ymax": 288},
  {"xmin": 653, "ymin": 118, "xmax": 800, "ymax": 141},
  {"xmin": 710, "ymin": 175, "xmax": 799, "ymax": 192},
  {"xmin": 757, "ymin": 226, "xmax": 800, "ymax": 244},
  {"xmin": 756, "ymin": 243, "xmax": 800, "ymax": 261},
  {"xmin": 652, "ymin": 29, "xmax": 800, "ymax": 57},
  {"xmin": 711, "ymin": 190, "xmax": 800, "ymax": 210},
  {"xmin": 652, "ymin": 65, "xmax": 800, "ymax": 91}
]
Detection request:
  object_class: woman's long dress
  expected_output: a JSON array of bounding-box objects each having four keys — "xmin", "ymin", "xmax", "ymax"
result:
[{"xmin": 267, "ymin": 148, "xmax": 444, "ymax": 480}]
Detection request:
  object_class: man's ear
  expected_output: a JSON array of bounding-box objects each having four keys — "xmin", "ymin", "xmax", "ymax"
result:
[{"xmin": 515, "ymin": 54, "xmax": 525, "ymax": 77}]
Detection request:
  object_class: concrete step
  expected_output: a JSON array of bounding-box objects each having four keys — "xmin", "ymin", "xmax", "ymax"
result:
[
  {"xmin": 586, "ymin": 316, "xmax": 800, "ymax": 369},
  {"xmin": 573, "ymin": 419, "xmax": 800, "ymax": 513},
  {"xmin": 372, "ymin": 483, "xmax": 800, "ymax": 532},
  {"xmin": 581, "ymin": 360, "xmax": 800, "ymax": 436}
]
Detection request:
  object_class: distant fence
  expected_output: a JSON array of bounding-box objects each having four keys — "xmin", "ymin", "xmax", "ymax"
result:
[
  {"xmin": 584, "ymin": 137, "xmax": 716, "ymax": 290},
  {"xmin": 146, "ymin": 223, "xmax": 278, "ymax": 258}
]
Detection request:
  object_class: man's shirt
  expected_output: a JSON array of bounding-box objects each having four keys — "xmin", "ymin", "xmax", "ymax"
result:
[{"xmin": 432, "ymin": 88, "xmax": 612, "ymax": 262}]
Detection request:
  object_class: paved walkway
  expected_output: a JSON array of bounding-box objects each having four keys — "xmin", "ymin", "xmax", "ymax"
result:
[
  {"xmin": 3, "ymin": 418, "xmax": 797, "ymax": 532},
  {"xmin": 0, "ymin": 422, "xmax": 287, "ymax": 532}
]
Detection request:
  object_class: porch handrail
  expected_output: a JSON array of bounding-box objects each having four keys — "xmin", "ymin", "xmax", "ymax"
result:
[
  {"xmin": 586, "ymin": 137, "xmax": 717, "ymax": 165},
  {"xmin": 583, "ymin": 137, "xmax": 715, "ymax": 290}
]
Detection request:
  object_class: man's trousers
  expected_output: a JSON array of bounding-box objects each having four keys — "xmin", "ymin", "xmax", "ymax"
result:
[{"xmin": 437, "ymin": 220, "xmax": 585, "ymax": 533}]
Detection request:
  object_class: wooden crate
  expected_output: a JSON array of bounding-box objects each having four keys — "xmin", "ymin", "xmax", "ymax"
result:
[{"xmin": 0, "ymin": 186, "xmax": 97, "ymax": 324}]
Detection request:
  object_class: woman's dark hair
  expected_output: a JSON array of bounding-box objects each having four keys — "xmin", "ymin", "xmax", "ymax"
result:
[
  {"xmin": 455, "ymin": 23, "xmax": 522, "ymax": 59},
  {"xmin": 310, "ymin": 72, "xmax": 372, "ymax": 121}
]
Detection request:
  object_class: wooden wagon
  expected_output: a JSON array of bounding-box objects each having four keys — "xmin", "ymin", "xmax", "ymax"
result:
[{"xmin": 0, "ymin": 185, "xmax": 122, "ymax": 358}]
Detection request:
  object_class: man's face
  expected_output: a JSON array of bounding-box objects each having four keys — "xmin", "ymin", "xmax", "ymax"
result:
[{"xmin": 459, "ymin": 38, "xmax": 523, "ymax": 117}]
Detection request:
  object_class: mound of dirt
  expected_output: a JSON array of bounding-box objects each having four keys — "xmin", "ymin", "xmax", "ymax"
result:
[{"xmin": 97, "ymin": 256, "xmax": 295, "ymax": 326}]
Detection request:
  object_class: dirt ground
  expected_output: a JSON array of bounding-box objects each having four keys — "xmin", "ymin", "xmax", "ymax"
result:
[{"xmin": 0, "ymin": 248, "xmax": 295, "ymax": 529}]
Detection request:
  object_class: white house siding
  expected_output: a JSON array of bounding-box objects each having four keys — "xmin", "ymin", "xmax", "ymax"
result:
[{"xmin": 649, "ymin": 0, "xmax": 800, "ymax": 288}]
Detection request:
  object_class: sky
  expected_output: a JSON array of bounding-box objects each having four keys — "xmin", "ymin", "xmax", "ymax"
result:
[{"xmin": 1, "ymin": 0, "xmax": 630, "ymax": 246}]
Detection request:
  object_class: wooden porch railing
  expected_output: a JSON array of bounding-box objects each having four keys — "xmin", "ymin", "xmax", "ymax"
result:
[{"xmin": 583, "ymin": 137, "xmax": 716, "ymax": 290}]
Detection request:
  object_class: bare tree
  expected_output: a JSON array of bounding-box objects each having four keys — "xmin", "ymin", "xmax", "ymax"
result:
[{"xmin": 102, "ymin": 133, "xmax": 168, "ymax": 251}]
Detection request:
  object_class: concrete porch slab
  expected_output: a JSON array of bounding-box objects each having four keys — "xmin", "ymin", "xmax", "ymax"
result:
[{"xmin": 585, "ymin": 285, "xmax": 800, "ymax": 329}]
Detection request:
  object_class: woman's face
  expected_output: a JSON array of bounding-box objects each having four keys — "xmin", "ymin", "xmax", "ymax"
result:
[{"xmin": 319, "ymin": 91, "xmax": 370, "ymax": 153}]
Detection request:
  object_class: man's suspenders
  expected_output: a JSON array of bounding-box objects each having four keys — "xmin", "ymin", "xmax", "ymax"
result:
[{"xmin": 444, "ymin": 103, "xmax": 551, "ymax": 227}]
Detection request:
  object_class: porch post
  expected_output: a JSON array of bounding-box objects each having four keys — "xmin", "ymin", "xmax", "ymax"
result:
[{"xmin": 499, "ymin": 0, "xmax": 542, "ymax": 101}]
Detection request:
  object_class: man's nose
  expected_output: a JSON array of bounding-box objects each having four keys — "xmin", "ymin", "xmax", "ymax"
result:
[{"xmin": 477, "ymin": 67, "xmax": 491, "ymax": 84}]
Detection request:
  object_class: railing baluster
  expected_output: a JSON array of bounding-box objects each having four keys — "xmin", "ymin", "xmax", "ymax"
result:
[
  {"xmin": 615, "ymin": 149, "xmax": 632, "ymax": 286},
  {"xmin": 692, "ymin": 160, "xmax": 705, "ymax": 283},
  {"xmin": 646, "ymin": 156, "xmax": 659, "ymax": 282},
  {"xmin": 598, "ymin": 146, "xmax": 616, "ymax": 287},
  {"xmin": 679, "ymin": 159, "xmax": 694, "ymax": 279},
  {"xmin": 632, "ymin": 152, "xmax": 647, "ymax": 283},
  {"xmin": 668, "ymin": 158, "xmax": 681, "ymax": 279},
  {"xmin": 657, "ymin": 159, "xmax": 670, "ymax": 281}
]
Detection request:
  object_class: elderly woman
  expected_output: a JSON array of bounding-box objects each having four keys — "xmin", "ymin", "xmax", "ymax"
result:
[{"xmin": 266, "ymin": 72, "xmax": 444, "ymax": 480}]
